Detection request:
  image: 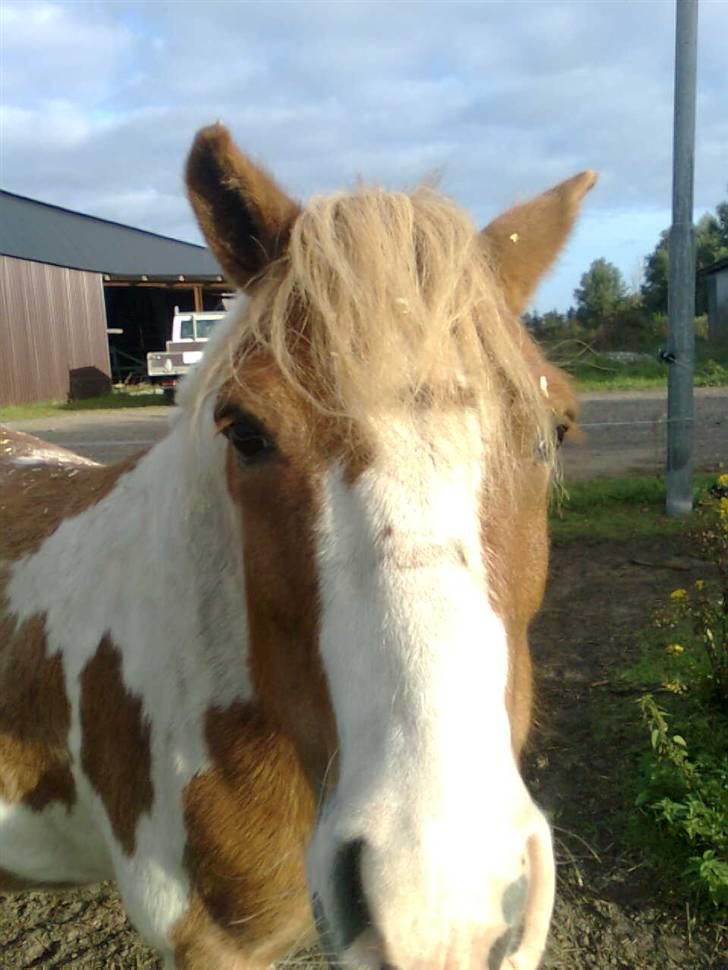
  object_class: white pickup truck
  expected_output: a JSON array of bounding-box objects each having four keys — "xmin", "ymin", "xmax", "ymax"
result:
[{"xmin": 147, "ymin": 308, "xmax": 225, "ymax": 401}]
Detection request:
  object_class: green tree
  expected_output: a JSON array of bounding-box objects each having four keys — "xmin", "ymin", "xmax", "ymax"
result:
[
  {"xmin": 523, "ymin": 309, "xmax": 571, "ymax": 335},
  {"xmin": 574, "ymin": 258, "xmax": 627, "ymax": 328},
  {"xmin": 642, "ymin": 228, "xmax": 670, "ymax": 315},
  {"xmin": 716, "ymin": 200, "xmax": 728, "ymax": 244},
  {"xmin": 641, "ymin": 198, "xmax": 728, "ymax": 315}
]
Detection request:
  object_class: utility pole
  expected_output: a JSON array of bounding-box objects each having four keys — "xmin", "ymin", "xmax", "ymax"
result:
[{"xmin": 666, "ymin": 0, "xmax": 699, "ymax": 517}]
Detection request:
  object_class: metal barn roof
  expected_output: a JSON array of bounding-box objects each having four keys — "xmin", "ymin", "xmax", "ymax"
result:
[
  {"xmin": 700, "ymin": 255, "xmax": 728, "ymax": 277},
  {"xmin": 0, "ymin": 190, "xmax": 223, "ymax": 280}
]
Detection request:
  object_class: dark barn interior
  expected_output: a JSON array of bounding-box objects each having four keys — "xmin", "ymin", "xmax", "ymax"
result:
[{"xmin": 104, "ymin": 280, "xmax": 230, "ymax": 381}]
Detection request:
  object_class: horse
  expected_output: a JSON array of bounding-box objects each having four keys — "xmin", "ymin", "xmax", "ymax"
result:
[{"xmin": 0, "ymin": 123, "xmax": 594, "ymax": 970}]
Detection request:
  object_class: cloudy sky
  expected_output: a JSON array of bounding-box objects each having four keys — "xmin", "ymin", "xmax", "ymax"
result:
[{"xmin": 1, "ymin": 0, "xmax": 726, "ymax": 310}]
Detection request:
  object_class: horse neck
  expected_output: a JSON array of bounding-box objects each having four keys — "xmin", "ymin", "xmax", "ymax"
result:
[{"xmin": 8, "ymin": 407, "xmax": 252, "ymax": 712}]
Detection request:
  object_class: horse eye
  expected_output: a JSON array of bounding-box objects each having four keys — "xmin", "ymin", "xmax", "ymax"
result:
[
  {"xmin": 223, "ymin": 418, "xmax": 276, "ymax": 463},
  {"xmin": 555, "ymin": 424, "xmax": 568, "ymax": 445}
]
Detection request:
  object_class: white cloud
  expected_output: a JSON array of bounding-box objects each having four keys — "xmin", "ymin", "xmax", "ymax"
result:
[
  {"xmin": 1, "ymin": 0, "xmax": 726, "ymax": 309},
  {"xmin": 0, "ymin": 1, "xmax": 134, "ymax": 105},
  {"xmin": 1, "ymin": 101, "xmax": 95, "ymax": 149}
]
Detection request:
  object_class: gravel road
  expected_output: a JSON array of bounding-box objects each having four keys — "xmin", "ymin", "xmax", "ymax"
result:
[{"xmin": 4, "ymin": 388, "xmax": 727, "ymax": 479}]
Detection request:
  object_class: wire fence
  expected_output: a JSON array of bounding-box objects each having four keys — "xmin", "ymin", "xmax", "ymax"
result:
[
  {"xmin": 2, "ymin": 391, "xmax": 725, "ymax": 477},
  {"xmin": 561, "ymin": 405, "xmax": 726, "ymax": 483},
  {"xmin": 579, "ymin": 418, "xmax": 697, "ymax": 429}
]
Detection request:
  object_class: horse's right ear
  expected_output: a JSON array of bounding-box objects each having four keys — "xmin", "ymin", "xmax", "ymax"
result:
[{"xmin": 186, "ymin": 123, "xmax": 301, "ymax": 290}]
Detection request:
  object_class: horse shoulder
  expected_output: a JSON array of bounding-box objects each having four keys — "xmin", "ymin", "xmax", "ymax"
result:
[
  {"xmin": 0, "ymin": 597, "xmax": 106, "ymax": 887},
  {"xmin": 0, "ymin": 448, "xmax": 152, "ymax": 888},
  {"xmin": 0, "ymin": 441, "xmax": 144, "ymax": 563}
]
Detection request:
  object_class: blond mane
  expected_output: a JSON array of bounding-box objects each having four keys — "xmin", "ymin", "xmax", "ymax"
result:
[{"xmin": 190, "ymin": 184, "xmax": 556, "ymax": 479}]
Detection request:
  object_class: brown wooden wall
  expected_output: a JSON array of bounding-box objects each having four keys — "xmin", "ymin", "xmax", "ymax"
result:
[{"xmin": 0, "ymin": 256, "xmax": 110, "ymax": 405}]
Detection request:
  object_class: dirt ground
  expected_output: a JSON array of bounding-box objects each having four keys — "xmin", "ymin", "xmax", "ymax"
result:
[
  {"xmin": 529, "ymin": 534, "xmax": 726, "ymax": 970},
  {"xmin": 1, "ymin": 534, "xmax": 726, "ymax": 968}
]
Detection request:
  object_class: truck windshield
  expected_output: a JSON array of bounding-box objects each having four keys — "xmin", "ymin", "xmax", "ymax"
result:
[
  {"xmin": 179, "ymin": 316, "xmax": 195, "ymax": 340},
  {"xmin": 195, "ymin": 315, "xmax": 224, "ymax": 340}
]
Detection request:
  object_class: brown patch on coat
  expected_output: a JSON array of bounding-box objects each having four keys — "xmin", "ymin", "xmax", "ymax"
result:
[
  {"xmin": 481, "ymin": 341, "xmax": 576, "ymax": 756},
  {"xmin": 216, "ymin": 359, "xmax": 351, "ymax": 789},
  {"xmin": 173, "ymin": 702, "xmax": 315, "ymax": 968},
  {"xmin": 473, "ymin": 322, "xmax": 578, "ymax": 755},
  {"xmin": 482, "ymin": 460, "xmax": 551, "ymax": 757},
  {"xmin": 0, "ymin": 601, "xmax": 76, "ymax": 812},
  {"xmin": 79, "ymin": 635, "xmax": 153, "ymax": 855},
  {"xmin": 0, "ymin": 444, "xmax": 144, "ymax": 562},
  {"xmin": 230, "ymin": 435, "xmax": 337, "ymax": 787},
  {"xmin": 478, "ymin": 331, "xmax": 577, "ymax": 757},
  {"xmin": 183, "ymin": 354, "xmax": 334, "ymax": 948}
]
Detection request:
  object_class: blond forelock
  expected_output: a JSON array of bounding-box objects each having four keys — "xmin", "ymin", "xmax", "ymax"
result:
[{"xmin": 190, "ymin": 184, "xmax": 556, "ymax": 483}]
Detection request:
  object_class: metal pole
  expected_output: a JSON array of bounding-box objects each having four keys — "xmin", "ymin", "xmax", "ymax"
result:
[{"xmin": 666, "ymin": 0, "xmax": 698, "ymax": 517}]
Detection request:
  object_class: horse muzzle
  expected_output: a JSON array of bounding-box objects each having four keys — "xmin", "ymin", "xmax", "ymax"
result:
[{"xmin": 309, "ymin": 806, "xmax": 555, "ymax": 970}]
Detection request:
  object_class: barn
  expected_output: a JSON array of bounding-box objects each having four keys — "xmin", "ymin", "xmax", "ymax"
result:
[
  {"xmin": 0, "ymin": 190, "xmax": 228, "ymax": 406},
  {"xmin": 702, "ymin": 255, "xmax": 728, "ymax": 341}
]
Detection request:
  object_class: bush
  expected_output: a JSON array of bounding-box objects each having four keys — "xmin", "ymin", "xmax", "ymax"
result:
[
  {"xmin": 636, "ymin": 695, "xmax": 728, "ymax": 908},
  {"xmin": 590, "ymin": 299, "xmax": 666, "ymax": 352},
  {"xmin": 671, "ymin": 478, "xmax": 728, "ymax": 704},
  {"xmin": 635, "ymin": 477, "xmax": 728, "ymax": 910},
  {"xmin": 695, "ymin": 355, "xmax": 728, "ymax": 388}
]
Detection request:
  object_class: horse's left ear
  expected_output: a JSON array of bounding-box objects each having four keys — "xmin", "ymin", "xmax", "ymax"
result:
[
  {"xmin": 482, "ymin": 171, "xmax": 597, "ymax": 315},
  {"xmin": 186, "ymin": 123, "xmax": 301, "ymax": 290}
]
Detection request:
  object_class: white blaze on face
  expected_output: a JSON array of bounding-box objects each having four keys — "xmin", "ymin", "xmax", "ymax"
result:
[{"xmin": 309, "ymin": 408, "xmax": 544, "ymax": 966}]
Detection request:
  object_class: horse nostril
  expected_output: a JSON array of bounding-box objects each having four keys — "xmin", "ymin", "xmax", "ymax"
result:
[
  {"xmin": 487, "ymin": 926, "xmax": 514, "ymax": 970},
  {"xmin": 487, "ymin": 875, "xmax": 529, "ymax": 969},
  {"xmin": 332, "ymin": 837, "xmax": 372, "ymax": 948},
  {"xmin": 488, "ymin": 924, "xmax": 517, "ymax": 970},
  {"xmin": 502, "ymin": 874, "xmax": 528, "ymax": 927},
  {"xmin": 312, "ymin": 892, "xmax": 340, "ymax": 965}
]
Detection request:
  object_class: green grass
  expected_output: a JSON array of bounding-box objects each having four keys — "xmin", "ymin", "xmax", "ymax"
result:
[
  {"xmin": 549, "ymin": 474, "xmax": 716, "ymax": 543},
  {"xmin": 570, "ymin": 354, "xmax": 667, "ymax": 391},
  {"xmin": 563, "ymin": 348, "xmax": 728, "ymax": 392},
  {"xmin": 0, "ymin": 391, "xmax": 167, "ymax": 422}
]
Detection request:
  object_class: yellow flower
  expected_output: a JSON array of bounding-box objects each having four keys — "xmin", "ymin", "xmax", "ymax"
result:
[
  {"xmin": 694, "ymin": 579, "xmax": 705, "ymax": 590},
  {"xmin": 665, "ymin": 643, "xmax": 685, "ymax": 655},
  {"xmin": 662, "ymin": 680, "xmax": 688, "ymax": 694},
  {"xmin": 670, "ymin": 589, "xmax": 687, "ymax": 600},
  {"xmin": 718, "ymin": 473, "xmax": 728, "ymax": 488}
]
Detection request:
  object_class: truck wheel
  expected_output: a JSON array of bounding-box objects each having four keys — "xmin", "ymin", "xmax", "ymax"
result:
[{"xmin": 163, "ymin": 387, "xmax": 176, "ymax": 404}]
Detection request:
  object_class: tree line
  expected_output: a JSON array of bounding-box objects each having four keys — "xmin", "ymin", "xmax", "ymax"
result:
[{"xmin": 524, "ymin": 196, "xmax": 728, "ymax": 349}]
